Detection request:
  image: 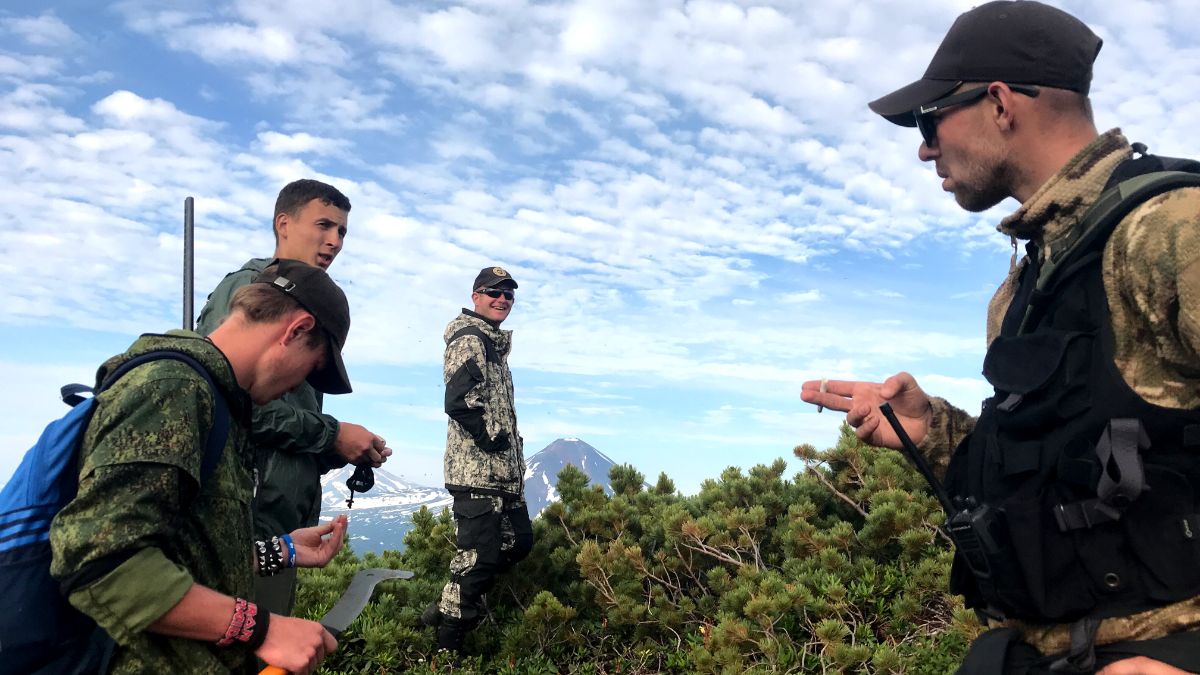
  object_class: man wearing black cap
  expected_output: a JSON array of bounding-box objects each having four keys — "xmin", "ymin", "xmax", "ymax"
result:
[
  {"xmin": 48, "ymin": 260, "xmax": 354, "ymax": 674},
  {"xmin": 422, "ymin": 266, "xmax": 534, "ymax": 654},
  {"xmin": 196, "ymin": 179, "xmax": 391, "ymax": 619},
  {"xmin": 802, "ymin": 2, "xmax": 1200, "ymax": 673}
]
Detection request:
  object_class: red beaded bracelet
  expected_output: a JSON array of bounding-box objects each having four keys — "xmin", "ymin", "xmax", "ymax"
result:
[{"xmin": 216, "ymin": 598, "xmax": 251, "ymax": 647}]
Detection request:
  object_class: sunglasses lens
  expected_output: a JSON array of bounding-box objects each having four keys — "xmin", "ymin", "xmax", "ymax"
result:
[
  {"xmin": 484, "ymin": 289, "xmax": 514, "ymax": 300},
  {"xmin": 916, "ymin": 114, "xmax": 935, "ymax": 147}
]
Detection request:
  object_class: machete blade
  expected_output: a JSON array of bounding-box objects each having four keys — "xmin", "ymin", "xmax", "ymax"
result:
[{"xmin": 320, "ymin": 567, "xmax": 414, "ymax": 637}]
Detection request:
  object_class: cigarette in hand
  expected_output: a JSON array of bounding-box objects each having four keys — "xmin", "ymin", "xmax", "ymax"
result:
[{"xmin": 817, "ymin": 378, "xmax": 828, "ymax": 413}]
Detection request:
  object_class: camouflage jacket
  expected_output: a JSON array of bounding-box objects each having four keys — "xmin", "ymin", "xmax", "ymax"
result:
[
  {"xmin": 443, "ymin": 310, "xmax": 524, "ymax": 496},
  {"xmin": 49, "ymin": 331, "xmax": 259, "ymax": 674},
  {"xmin": 197, "ymin": 257, "xmax": 343, "ymax": 539},
  {"xmin": 918, "ymin": 130, "xmax": 1200, "ymax": 654}
]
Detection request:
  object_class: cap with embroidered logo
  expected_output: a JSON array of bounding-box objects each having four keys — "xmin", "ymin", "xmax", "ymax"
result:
[{"xmin": 473, "ymin": 266, "xmax": 518, "ymax": 291}]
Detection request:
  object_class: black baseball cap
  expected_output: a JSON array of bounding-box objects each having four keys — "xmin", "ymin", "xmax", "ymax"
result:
[
  {"xmin": 253, "ymin": 259, "xmax": 353, "ymax": 394},
  {"xmin": 473, "ymin": 266, "xmax": 518, "ymax": 291},
  {"xmin": 869, "ymin": 1, "xmax": 1103, "ymax": 126}
]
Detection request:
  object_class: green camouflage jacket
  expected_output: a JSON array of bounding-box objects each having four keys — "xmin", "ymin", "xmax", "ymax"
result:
[
  {"xmin": 442, "ymin": 310, "xmax": 524, "ymax": 496},
  {"xmin": 196, "ymin": 257, "xmax": 343, "ymax": 539},
  {"xmin": 49, "ymin": 331, "xmax": 258, "ymax": 674},
  {"xmin": 918, "ymin": 129, "xmax": 1200, "ymax": 653}
]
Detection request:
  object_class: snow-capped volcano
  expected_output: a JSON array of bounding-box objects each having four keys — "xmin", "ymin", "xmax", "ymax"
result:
[
  {"xmin": 523, "ymin": 437, "xmax": 617, "ymax": 517},
  {"xmin": 320, "ymin": 438, "xmax": 621, "ymax": 553}
]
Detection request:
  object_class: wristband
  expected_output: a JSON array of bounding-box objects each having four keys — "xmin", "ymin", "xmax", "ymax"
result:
[
  {"xmin": 244, "ymin": 606, "xmax": 271, "ymax": 651},
  {"xmin": 215, "ymin": 598, "xmax": 270, "ymax": 649},
  {"xmin": 255, "ymin": 537, "xmax": 285, "ymax": 577},
  {"xmin": 282, "ymin": 533, "xmax": 296, "ymax": 568}
]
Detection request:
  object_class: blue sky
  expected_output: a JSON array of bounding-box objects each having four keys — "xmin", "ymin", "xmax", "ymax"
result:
[{"xmin": 2, "ymin": 0, "xmax": 1198, "ymax": 494}]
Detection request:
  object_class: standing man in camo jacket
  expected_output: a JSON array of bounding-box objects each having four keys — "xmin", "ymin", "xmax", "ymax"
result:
[
  {"xmin": 802, "ymin": 2, "xmax": 1200, "ymax": 673},
  {"xmin": 422, "ymin": 266, "xmax": 533, "ymax": 653}
]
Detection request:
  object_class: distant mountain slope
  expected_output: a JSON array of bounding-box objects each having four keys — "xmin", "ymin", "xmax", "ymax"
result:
[
  {"xmin": 320, "ymin": 437, "xmax": 622, "ymax": 553},
  {"xmin": 321, "ymin": 465, "xmax": 453, "ymax": 555},
  {"xmin": 523, "ymin": 437, "xmax": 617, "ymax": 517}
]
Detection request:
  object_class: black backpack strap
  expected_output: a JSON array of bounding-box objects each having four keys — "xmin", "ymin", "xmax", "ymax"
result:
[
  {"xmin": 1105, "ymin": 144, "xmax": 1200, "ymax": 188},
  {"xmin": 94, "ymin": 351, "xmax": 231, "ymax": 485},
  {"xmin": 448, "ymin": 326, "xmax": 498, "ymax": 364},
  {"xmin": 1018, "ymin": 169, "xmax": 1200, "ymax": 333},
  {"xmin": 59, "ymin": 384, "xmax": 95, "ymax": 408}
]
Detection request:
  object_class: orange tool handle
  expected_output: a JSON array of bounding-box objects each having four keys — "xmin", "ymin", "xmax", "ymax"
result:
[{"xmin": 258, "ymin": 667, "xmax": 287, "ymax": 675}]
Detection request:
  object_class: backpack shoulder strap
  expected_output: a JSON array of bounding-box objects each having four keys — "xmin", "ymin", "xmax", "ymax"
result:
[
  {"xmin": 1018, "ymin": 168, "xmax": 1200, "ymax": 334},
  {"xmin": 1072, "ymin": 170, "xmax": 1200, "ymax": 262},
  {"xmin": 448, "ymin": 326, "xmax": 498, "ymax": 364},
  {"xmin": 94, "ymin": 351, "xmax": 231, "ymax": 485}
]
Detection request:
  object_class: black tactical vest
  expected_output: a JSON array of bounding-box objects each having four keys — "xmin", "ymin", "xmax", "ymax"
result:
[{"xmin": 941, "ymin": 157, "xmax": 1200, "ymax": 624}]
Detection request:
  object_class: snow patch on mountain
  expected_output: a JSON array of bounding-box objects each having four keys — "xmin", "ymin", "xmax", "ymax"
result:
[{"xmin": 320, "ymin": 438, "xmax": 624, "ymax": 553}]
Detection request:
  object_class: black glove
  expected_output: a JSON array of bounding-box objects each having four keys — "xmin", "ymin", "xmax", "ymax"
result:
[{"xmin": 480, "ymin": 431, "xmax": 510, "ymax": 454}]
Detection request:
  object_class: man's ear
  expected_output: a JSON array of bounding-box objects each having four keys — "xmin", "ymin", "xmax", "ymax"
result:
[
  {"xmin": 988, "ymin": 82, "xmax": 1018, "ymax": 132},
  {"xmin": 282, "ymin": 312, "xmax": 317, "ymax": 346},
  {"xmin": 274, "ymin": 211, "xmax": 290, "ymax": 242}
]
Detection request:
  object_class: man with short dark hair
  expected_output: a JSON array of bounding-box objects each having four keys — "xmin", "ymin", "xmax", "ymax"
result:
[
  {"xmin": 197, "ymin": 179, "xmax": 391, "ymax": 617},
  {"xmin": 422, "ymin": 266, "xmax": 533, "ymax": 654},
  {"xmin": 802, "ymin": 2, "xmax": 1200, "ymax": 673},
  {"xmin": 51, "ymin": 260, "xmax": 352, "ymax": 674}
]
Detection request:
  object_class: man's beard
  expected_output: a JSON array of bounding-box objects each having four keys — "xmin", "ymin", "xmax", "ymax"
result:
[{"xmin": 952, "ymin": 149, "xmax": 1014, "ymax": 213}]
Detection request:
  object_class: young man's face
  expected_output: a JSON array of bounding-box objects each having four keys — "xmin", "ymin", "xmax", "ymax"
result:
[
  {"xmin": 250, "ymin": 331, "xmax": 328, "ymax": 404},
  {"xmin": 471, "ymin": 286, "xmax": 515, "ymax": 325},
  {"xmin": 274, "ymin": 198, "xmax": 348, "ymax": 269}
]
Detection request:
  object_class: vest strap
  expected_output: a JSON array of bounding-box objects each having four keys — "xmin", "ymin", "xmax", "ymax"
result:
[
  {"xmin": 1183, "ymin": 424, "xmax": 1200, "ymax": 448},
  {"xmin": 1054, "ymin": 419, "xmax": 1149, "ymax": 532},
  {"xmin": 1048, "ymin": 617, "xmax": 1101, "ymax": 673}
]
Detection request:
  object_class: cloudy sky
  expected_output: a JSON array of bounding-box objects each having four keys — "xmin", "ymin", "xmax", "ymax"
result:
[{"xmin": 2, "ymin": 0, "xmax": 1197, "ymax": 494}]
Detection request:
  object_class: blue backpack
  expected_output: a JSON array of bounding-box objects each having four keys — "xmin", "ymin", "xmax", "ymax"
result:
[{"xmin": 0, "ymin": 350, "xmax": 230, "ymax": 675}]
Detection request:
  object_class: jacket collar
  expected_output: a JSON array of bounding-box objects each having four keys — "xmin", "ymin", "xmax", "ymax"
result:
[
  {"xmin": 997, "ymin": 130, "xmax": 1132, "ymax": 259},
  {"xmin": 462, "ymin": 308, "xmax": 502, "ymax": 329}
]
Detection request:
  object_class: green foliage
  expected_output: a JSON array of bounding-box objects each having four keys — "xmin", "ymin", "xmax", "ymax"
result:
[{"xmin": 300, "ymin": 424, "xmax": 978, "ymax": 673}]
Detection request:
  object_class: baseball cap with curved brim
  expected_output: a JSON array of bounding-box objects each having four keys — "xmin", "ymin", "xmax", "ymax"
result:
[
  {"xmin": 253, "ymin": 259, "xmax": 353, "ymax": 395},
  {"xmin": 868, "ymin": 0, "xmax": 1102, "ymax": 127},
  {"xmin": 473, "ymin": 266, "xmax": 518, "ymax": 291}
]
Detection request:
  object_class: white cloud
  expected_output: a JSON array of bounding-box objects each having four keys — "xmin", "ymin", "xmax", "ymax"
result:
[
  {"xmin": 0, "ymin": 53, "xmax": 62, "ymax": 78},
  {"xmin": 2, "ymin": 13, "xmax": 78, "ymax": 46},
  {"xmin": 418, "ymin": 7, "xmax": 504, "ymax": 71},
  {"xmin": 256, "ymin": 131, "xmax": 344, "ymax": 155},
  {"xmin": 781, "ymin": 290, "xmax": 821, "ymax": 304},
  {"xmin": 3, "ymin": 1, "xmax": 1200, "ymax": 491}
]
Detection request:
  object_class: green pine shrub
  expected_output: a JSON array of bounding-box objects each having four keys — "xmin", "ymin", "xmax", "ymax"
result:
[{"xmin": 300, "ymin": 424, "xmax": 978, "ymax": 673}]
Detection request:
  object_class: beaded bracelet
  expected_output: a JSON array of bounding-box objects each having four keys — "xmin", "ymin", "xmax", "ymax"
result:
[
  {"xmin": 282, "ymin": 533, "xmax": 296, "ymax": 569},
  {"xmin": 215, "ymin": 597, "xmax": 271, "ymax": 649},
  {"xmin": 255, "ymin": 537, "xmax": 285, "ymax": 577},
  {"xmin": 216, "ymin": 597, "xmax": 249, "ymax": 647}
]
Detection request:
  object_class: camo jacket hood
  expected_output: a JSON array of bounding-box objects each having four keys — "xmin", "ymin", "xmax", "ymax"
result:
[{"xmin": 442, "ymin": 310, "xmax": 524, "ymax": 496}]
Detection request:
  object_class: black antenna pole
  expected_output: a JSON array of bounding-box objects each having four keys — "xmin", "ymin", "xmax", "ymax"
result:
[{"xmin": 183, "ymin": 197, "xmax": 195, "ymax": 330}]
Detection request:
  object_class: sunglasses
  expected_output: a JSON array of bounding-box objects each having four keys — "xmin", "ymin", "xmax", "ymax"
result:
[
  {"xmin": 477, "ymin": 288, "xmax": 515, "ymax": 301},
  {"xmin": 914, "ymin": 83, "xmax": 1040, "ymax": 148}
]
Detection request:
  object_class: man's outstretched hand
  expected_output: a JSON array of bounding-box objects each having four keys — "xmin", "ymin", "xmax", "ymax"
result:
[{"xmin": 801, "ymin": 372, "xmax": 933, "ymax": 450}]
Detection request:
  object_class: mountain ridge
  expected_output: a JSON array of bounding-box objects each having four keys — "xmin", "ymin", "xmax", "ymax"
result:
[{"xmin": 322, "ymin": 437, "xmax": 617, "ymax": 554}]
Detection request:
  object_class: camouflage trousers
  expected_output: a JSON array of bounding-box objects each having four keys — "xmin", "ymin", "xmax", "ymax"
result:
[{"xmin": 436, "ymin": 492, "xmax": 533, "ymax": 627}]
